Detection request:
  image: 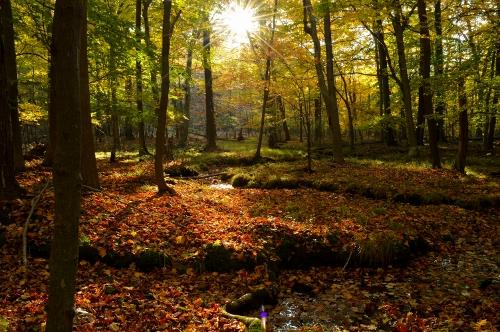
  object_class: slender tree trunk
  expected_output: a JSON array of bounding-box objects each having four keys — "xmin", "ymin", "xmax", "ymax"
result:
[
  {"xmin": 203, "ymin": 29, "xmax": 217, "ymax": 151},
  {"xmin": 338, "ymin": 72, "xmax": 355, "ymax": 149},
  {"xmin": 143, "ymin": 0, "xmax": 159, "ymax": 104},
  {"xmin": 268, "ymin": 97, "xmax": 278, "ymax": 148},
  {"xmin": 391, "ymin": 0, "xmax": 418, "ymax": 153},
  {"xmin": 135, "ymin": 0, "xmax": 148, "ymax": 155},
  {"xmin": 434, "ymin": 0, "xmax": 446, "ymax": 142},
  {"xmin": 1, "ymin": 0, "xmax": 23, "ymax": 171},
  {"xmin": 0, "ymin": 0, "xmax": 22, "ymax": 198},
  {"xmin": 303, "ymin": 0, "xmax": 344, "ymax": 162},
  {"xmin": 154, "ymin": 0, "xmax": 175, "ymax": 194},
  {"xmin": 323, "ymin": 1, "xmax": 344, "ymax": 161},
  {"xmin": 46, "ymin": 0, "xmax": 83, "ymax": 330},
  {"xmin": 304, "ymin": 93, "xmax": 312, "ymax": 172},
  {"xmin": 255, "ymin": 0, "xmax": 278, "ymax": 159},
  {"xmin": 314, "ymin": 98, "xmax": 321, "ymax": 144},
  {"xmin": 299, "ymin": 100, "xmax": 303, "ymax": 142},
  {"xmin": 485, "ymin": 41, "xmax": 499, "ymax": 152},
  {"xmin": 278, "ymin": 96, "xmax": 290, "ymax": 141},
  {"xmin": 454, "ymin": 77, "xmax": 468, "ymax": 173},
  {"xmin": 79, "ymin": 0, "xmax": 98, "ymax": 187},
  {"xmin": 418, "ymin": 0, "xmax": 440, "ymax": 168},
  {"xmin": 374, "ymin": 3, "xmax": 395, "ymax": 146},
  {"xmin": 179, "ymin": 44, "xmax": 193, "ymax": 147},
  {"xmin": 109, "ymin": 48, "xmax": 119, "ymax": 163}
]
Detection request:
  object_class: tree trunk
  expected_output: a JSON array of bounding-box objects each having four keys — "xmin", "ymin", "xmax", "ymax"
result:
[
  {"xmin": 417, "ymin": 0, "xmax": 440, "ymax": 168},
  {"xmin": 391, "ymin": 0, "xmax": 418, "ymax": 153},
  {"xmin": 179, "ymin": 44, "xmax": 193, "ymax": 147},
  {"xmin": 0, "ymin": 0, "xmax": 23, "ymax": 171},
  {"xmin": 154, "ymin": 0, "xmax": 175, "ymax": 194},
  {"xmin": 135, "ymin": 0, "xmax": 148, "ymax": 155},
  {"xmin": 0, "ymin": 0, "xmax": 22, "ymax": 198},
  {"xmin": 304, "ymin": 94, "xmax": 312, "ymax": 172},
  {"xmin": 255, "ymin": 0, "xmax": 278, "ymax": 159},
  {"xmin": 44, "ymin": 54, "xmax": 57, "ymax": 166},
  {"xmin": 143, "ymin": 0, "xmax": 159, "ymax": 104},
  {"xmin": 485, "ymin": 41, "xmax": 499, "ymax": 152},
  {"xmin": 79, "ymin": 0, "xmax": 98, "ymax": 188},
  {"xmin": 109, "ymin": 48, "xmax": 119, "ymax": 163},
  {"xmin": 203, "ymin": 29, "xmax": 217, "ymax": 151},
  {"xmin": 338, "ymin": 72, "xmax": 355, "ymax": 149},
  {"xmin": 268, "ymin": 97, "xmax": 278, "ymax": 148},
  {"xmin": 373, "ymin": 3, "xmax": 395, "ymax": 146},
  {"xmin": 299, "ymin": 100, "xmax": 303, "ymax": 142},
  {"xmin": 303, "ymin": 0, "xmax": 344, "ymax": 162},
  {"xmin": 434, "ymin": 0, "xmax": 446, "ymax": 142},
  {"xmin": 454, "ymin": 77, "xmax": 468, "ymax": 173},
  {"xmin": 314, "ymin": 98, "xmax": 321, "ymax": 144},
  {"xmin": 278, "ymin": 96, "xmax": 290, "ymax": 141},
  {"xmin": 46, "ymin": 0, "xmax": 83, "ymax": 330}
]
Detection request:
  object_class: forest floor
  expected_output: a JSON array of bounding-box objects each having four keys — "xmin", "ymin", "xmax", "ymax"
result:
[{"xmin": 0, "ymin": 141, "xmax": 499, "ymax": 331}]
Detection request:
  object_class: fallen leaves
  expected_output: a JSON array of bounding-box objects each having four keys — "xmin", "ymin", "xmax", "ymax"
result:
[{"xmin": 0, "ymin": 157, "xmax": 498, "ymax": 331}]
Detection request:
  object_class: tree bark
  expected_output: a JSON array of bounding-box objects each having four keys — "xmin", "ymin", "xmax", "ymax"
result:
[
  {"xmin": 303, "ymin": 0, "xmax": 344, "ymax": 162},
  {"xmin": 373, "ymin": 1, "xmax": 395, "ymax": 146},
  {"xmin": 109, "ymin": 47, "xmax": 120, "ymax": 163},
  {"xmin": 417, "ymin": 0, "xmax": 440, "ymax": 168},
  {"xmin": 433, "ymin": 0, "xmax": 446, "ymax": 142},
  {"xmin": 485, "ymin": 40, "xmax": 499, "ymax": 152},
  {"xmin": 338, "ymin": 73, "xmax": 355, "ymax": 149},
  {"xmin": 80, "ymin": 0, "xmax": 98, "ymax": 188},
  {"xmin": 314, "ymin": 98, "xmax": 321, "ymax": 144},
  {"xmin": 299, "ymin": 100, "xmax": 303, "ymax": 142},
  {"xmin": 0, "ymin": 0, "xmax": 22, "ymax": 198},
  {"xmin": 179, "ymin": 43, "xmax": 193, "ymax": 147},
  {"xmin": 0, "ymin": 0, "xmax": 23, "ymax": 171},
  {"xmin": 143, "ymin": 0, "xmax": 159, "ymax": 104},
  {"xmin": 454, "ymin": 77, "xmax": 468, "ymax": 173},
  {"xmin": 46, "ymin": 0, "xmax": 83, "ymax": 330},
  {"xmin": 44, "ymin": 58, "xmax": 57, "ymax": 166},
  {"xmin": 203, "ymin": 29, "xmax": 217, "ymax": 151},
  {"xmin": 391, "ymin": 0, "xmax": 418, "ymax": 152},
  {"xmin": 136, "ymin": 0, "xmax": 148, "ymax": 155},
  {"xmin": 154, "ymin": 0, "xmax": 175, "ymax": 194},
  {"xmin": 255, "ymin": 0, "xmax": 278, "ymax": 159},
  {"xmin": 278, "ymin": 96, "xmax": 290, "ymax": 141}
]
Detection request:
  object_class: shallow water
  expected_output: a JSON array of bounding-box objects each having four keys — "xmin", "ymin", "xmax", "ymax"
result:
[{"xmin": 208, "ymin": 183, "xmax": 234, "ymax": 190}]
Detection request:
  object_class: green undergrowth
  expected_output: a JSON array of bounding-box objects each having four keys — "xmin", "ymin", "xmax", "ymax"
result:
[{"xmin": 226, "ymin": 161, "xmax": 499, "ymax": 210}]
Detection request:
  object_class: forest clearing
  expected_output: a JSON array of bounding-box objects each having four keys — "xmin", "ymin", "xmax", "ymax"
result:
[
  {"xmin": 1, "ymin": 140, "xmax": 499, "ymax": 331},
  {"xmin": 1, "ymin": 0, "xmax": 499, "ymax": 330}
]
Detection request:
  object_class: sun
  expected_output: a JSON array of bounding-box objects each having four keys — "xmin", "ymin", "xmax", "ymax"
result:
[{"xmin": 217, "ymin": 3, "xmax": 258, "ymax": 47}]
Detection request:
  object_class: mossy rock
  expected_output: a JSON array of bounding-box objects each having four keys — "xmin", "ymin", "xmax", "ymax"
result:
[
  {"xmin": 275, "ymin": 235, "xmax": 341, "ymax": 269},
  {"xmin": 204, "ymin": 241, "xmax": 239, "ymax": 272},
  {"xmin": 231, "ymin": 174, "xmax": 252, "ymax": 187},
  {"xmin": 165, "ymin": 164, "xmax": 199, "ymax": 177},
  {"xmin": 220, "ymin": 173, "xmax": 233, "ymax": 181},
  {"xmin": 136, "ymin": 249, "xmax": 171, "ymax": 271}
]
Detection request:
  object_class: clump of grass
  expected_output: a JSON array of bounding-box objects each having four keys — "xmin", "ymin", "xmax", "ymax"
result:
[
  {"xmin": 357, "ymin": 232, "xmax": 405, "ymax": 267},
  {"xmin": 231, "ymin": 173, "xmax": 252, "ymax": 187}
]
